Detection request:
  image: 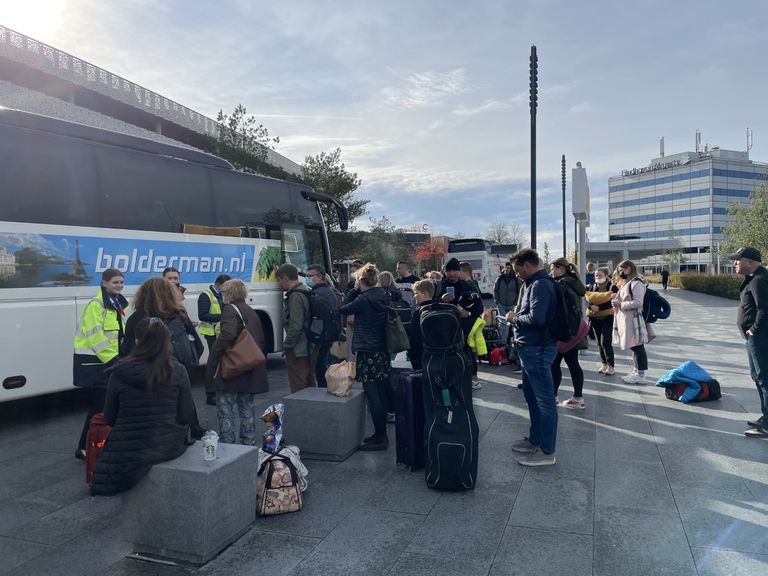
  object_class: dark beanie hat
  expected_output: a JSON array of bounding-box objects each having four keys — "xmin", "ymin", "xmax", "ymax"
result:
[{"xmin": 445, "ymin": 257, "xmax": 461, "ymax": 271}]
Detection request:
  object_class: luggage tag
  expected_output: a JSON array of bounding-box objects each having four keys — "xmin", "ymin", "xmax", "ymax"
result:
[{"xmin": 441, "ymin": 389, "xmax": 453, "ymax": 423}]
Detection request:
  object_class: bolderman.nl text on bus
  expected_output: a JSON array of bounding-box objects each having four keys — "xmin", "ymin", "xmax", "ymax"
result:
[{"xmin": 95, "ymin": 247, "xmax": 248, "ymax": 275}]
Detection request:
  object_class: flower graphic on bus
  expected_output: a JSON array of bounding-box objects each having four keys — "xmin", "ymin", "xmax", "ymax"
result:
[{"xmin": 253, "ymin": 245, "xmax": 282, "ymax": 282}]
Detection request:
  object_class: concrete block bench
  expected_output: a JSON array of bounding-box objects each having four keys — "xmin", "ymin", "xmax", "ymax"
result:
[
  {"xmin": 283, "ymin": 384, "xmax": 366, "ymax": 461},
  {"xmin": 123, "ymin": 442, "xmax": 259, "ymax": 565}
]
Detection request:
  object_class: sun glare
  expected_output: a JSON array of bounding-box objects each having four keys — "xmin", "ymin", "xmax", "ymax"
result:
[{"xmin": 2, "ymin": 0, "xmax": 67, "ymax": 41}]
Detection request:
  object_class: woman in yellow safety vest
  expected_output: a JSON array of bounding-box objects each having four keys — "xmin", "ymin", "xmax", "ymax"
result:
[{"xmin": 73, "ymin": 268, "xmax": 128, "ymax": 460}]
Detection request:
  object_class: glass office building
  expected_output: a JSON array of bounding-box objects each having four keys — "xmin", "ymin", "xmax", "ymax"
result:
[{"xmin": 608, "ymin": 148, "xmax": 767, "ymax": 272}]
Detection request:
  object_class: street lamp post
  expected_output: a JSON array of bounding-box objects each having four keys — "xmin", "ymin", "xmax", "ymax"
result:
[
  {"xmin": 561, "ymin": 154, "xmax": 566, "ymax": 257},
  {"xmin": 529, "ymin": 45, "xmax": 538, "ymax": 249}
]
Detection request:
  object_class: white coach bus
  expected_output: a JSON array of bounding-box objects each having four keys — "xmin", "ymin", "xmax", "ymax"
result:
[
  {"xmin": 0, "ymin": 108, "xmax": 348, "ymax": 401},
  {"xmin": 444, "ymin": 238, "xmax": 497, "ymax": 298}
]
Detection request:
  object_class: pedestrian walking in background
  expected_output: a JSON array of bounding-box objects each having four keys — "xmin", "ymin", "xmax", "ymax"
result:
[
  {"xmin": 730, "ymin": 247, "xmax": 768, "ymax": 438},
  {"xmin": 586, "ymin": 266, "xmax": 617, "ymax": 376},
  {"xmin": 90, "ymin": 318, "xmax": 194, "ymax": 495},
  {"xmin": 660, "ymin": 268, "xmax": 670, "ymax": 291},
  {"xmin": 198, "ymin": 274, "xmax": 231, "ymax": 405},
  {"xmin": 612, "ymin": 260, "xmax": 650, "ymax": 384},
  {"xmin": 207, "ymin": 279, "xmax": 269, "ymax": 445},
  {"xmin": 549, "ymin": 258, "xmax": 587, "ymax": 409},
  {"xmin": 73, "ymin": 268, "xmax": 128, "ymax": 460},
  {"xmin": 277, "ymin": 264, "xmax": 316, "ymax": 393},
  {"xmin": 506, "ymin": 249, "xmax": 558, "ymax": 466},
  {"xmin": 340, "ymin": 263, "xmax": 392, "ymax": 451}
]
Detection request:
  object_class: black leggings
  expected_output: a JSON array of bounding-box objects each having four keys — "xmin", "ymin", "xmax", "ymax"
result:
[
  {"xmin": 631, "ymin": 344, "xmax": 648, "ymax": 371},
  {"xmin": 552, "ymin": 347, "xmax": 584, "ymax": 397},
  {"xmin": 590, "ymin": 316, "xmax": 615, "ymax": 367},
  {"xmin": 77, "ymin": 387, "xmax": 107, "ymax": 451}
]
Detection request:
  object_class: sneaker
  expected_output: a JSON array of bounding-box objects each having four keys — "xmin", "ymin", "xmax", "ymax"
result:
[
  {"xmin": 472, "ymin": 380, "xmax": 482, "ymax": 390},
  {"xmin": 562, "ymin": 397, "xmax": 586, "ymax": 410},
  {"xmin": 511, "ymin": 437, "xmax": 538, "ymax": 453},
  {"xmin": 747, "ymin": 416, "xmax": 764, "ymax": 428},
  {"xmin": 597, "ymin": 363, "xmax": 607, "ymax": 374},
  {"xmin": 518, "ymin": 449, "xmax": 556, "ymax": 467},
  {"xmin": 622, "ymin": 373, "xmax": 647, "ymax": 384},
  {"xmin": 744, "ymin": 426, "xmax": 768, "ymax": 438},
  {"xmin": 554, "ymin": 396, "xmax": 560, "ymax": 406},
  {"xmin": 386, "ymin": 412, "xmax": 396, "ymax": 423},
  {"xmin": 604, "ymin": 366, "xmax": 615, "ymax": 376}
]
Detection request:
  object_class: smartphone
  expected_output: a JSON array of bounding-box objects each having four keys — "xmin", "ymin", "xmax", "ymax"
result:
[{"xmin": 446, "ymin": 286, "xmax": 455, "ymax": 295}]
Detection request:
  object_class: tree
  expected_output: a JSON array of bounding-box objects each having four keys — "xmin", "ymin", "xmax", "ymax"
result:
[
  {"xmin": 722, "ymin": 184, "xmax": 768, "ymax": 260},
  {"xmin": 542, "ymin": 242, "xmax": 551, "ymax": 266},
  {"xmin": 363, "ymin": 216, "xmax": 411, "ymax": 273},
  {"xmin": 413, "ymin": 237, "xmax": 448, "ymax": 271},
  {"xmin": 486, "ymin": 219, "xmax": 511, "ymax": 243},
  {"xmin": 302, "ymin": 148, "xmax": 368, "ymax": 231},
  {"xmin": 662, "ymin": 229, "xmax": 687, "ymax": 272},
  {"xmin": 216, "ymin": 104, "xmax": 279, "ymax": 163}
]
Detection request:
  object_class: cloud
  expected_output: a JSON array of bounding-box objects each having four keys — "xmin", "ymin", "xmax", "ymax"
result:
[
  {"xmin": 451, "ymin": 94, "xmax": 526, "ymax": 117},
  {"xmin": 379, "ymin": 69, "xmax": 467, "ymax": 108}
]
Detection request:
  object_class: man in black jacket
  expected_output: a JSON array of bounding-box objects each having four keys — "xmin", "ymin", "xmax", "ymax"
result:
[
  {"xmin": 442, "ymin": 257, "xmax": 484, "ymax": 389},
  {"xmin": 731, "ymin": 246, "xmax": 768, "ymax": 437},
  {"xmin": 494, "ymin": 261, "xmax": 520, "ymax": 343}
]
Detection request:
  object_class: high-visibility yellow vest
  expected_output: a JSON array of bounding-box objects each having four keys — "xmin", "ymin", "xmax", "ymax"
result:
[
  {"xmin": 73, "ymin": 291, "xmax": 122, "ymax": 364},
  {"xmin": 198, "ymin": 287, "xmax": 222, "ymax": 336}
]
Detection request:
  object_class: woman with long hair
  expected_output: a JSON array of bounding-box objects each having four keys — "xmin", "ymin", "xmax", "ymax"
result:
[
  {"xmin": 585, "ymin": 266, "xmax": 618, "ymax": 376},
  {"xmin": 340, "ymin": 263, "xmax": 392, "ymax": 451},
  {"xmin": 73, "ymin": 268, "xmax": 128, "ymax": 460},
  {"xmin": 549, "ymin": 258, "xmax": 587, "ymax": 409},
  {"xmin": 89, "ymin": 317, "xmax": 194, "ymax": 495},
  {"xmin": 207, "ymin": 279, "xmax": 269, "ymax": 445},
  {"xmin": 612, "ymin": 260, "xmax": 650, "ymax": 384},
  {"xmin": 121, "ymin": 277, "xmax": 203, "ymax": 373}
]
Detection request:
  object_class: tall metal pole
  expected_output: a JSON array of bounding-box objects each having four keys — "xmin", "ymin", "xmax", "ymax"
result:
[
  {"xmin": 561, "ymin": 154, "xmax": 566, "ymax": 257},
  {"xmin": 529, "ymin": 46, "xmax": 538, "ymax": 249}
]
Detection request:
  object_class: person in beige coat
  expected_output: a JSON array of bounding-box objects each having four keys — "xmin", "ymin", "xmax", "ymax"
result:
[{"xmin": 611, "ymin": 260, "xmax": 649, "ymax": 384}]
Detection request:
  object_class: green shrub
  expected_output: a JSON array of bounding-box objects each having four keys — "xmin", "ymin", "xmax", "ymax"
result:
[{"xmin": 644, "ymin": 273, "xmax": 740, "ymax": 298}]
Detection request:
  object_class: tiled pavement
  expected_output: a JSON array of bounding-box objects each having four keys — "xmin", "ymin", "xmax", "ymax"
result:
[{"xmin": 1, "ymin": 286, "xmax": 766, "ymax": 575}]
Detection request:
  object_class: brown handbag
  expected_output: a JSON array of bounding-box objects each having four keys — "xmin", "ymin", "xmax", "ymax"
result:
[{"xmin": 220, "ymin": 304, "xmax": 266, "ymax": 379}]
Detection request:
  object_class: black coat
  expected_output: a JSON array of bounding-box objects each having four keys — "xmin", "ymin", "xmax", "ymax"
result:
[
  {"xmin": 340, "ymin": 287, "xmax": 390, "ymax": 353},
  {"xmin": 90, "ymin": 359, "xmax": 193, "ymax": 496},
  {"xmin": 207, "ymin": 301, "xmax": 269, "ymax": 394}
]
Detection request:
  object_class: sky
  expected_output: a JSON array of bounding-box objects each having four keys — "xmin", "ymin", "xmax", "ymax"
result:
[{"xmin": 3, "ymin": 0, "xmax": 768, "ymax": 250}]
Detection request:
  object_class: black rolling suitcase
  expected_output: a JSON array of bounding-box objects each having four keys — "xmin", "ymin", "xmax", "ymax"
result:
[
  {"xmin": 419, "ymin": 303, "xmax": 479, "ymax": 491},
  {"xmin": 394, "ymin": 370, "xmax": 425, "ymax": 471}
]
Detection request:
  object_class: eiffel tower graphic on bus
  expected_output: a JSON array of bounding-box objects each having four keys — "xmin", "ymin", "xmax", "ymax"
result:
[{"xmin": 55, "ymin": 239, "xmax": 92, "ymax": 285}]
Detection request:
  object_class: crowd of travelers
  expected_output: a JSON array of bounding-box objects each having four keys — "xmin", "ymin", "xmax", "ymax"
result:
[{"xmin": 72, "ymin": 244, "xmax": 768, "ymax": 494}]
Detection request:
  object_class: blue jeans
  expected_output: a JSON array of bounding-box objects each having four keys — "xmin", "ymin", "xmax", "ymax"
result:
[
  {"xmin": 497, "ymin": 304, "xmax": 513, "ymax": 343},
  {"xmin": 517, "ymin": 344, "xmax": 558, "ymax": 454},
  {"xmin": 746, "ymin": 334, "xmax": 768, "ymax": 421},
  {"xmin": 217, "ymin": 392, "xmax": 256, "ymax": 445}
]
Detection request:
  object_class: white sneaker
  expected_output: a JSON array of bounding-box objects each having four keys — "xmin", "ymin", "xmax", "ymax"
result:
[
  {"xmin": 472, "ymin": 380, "xmax": 482, "ymax": 390},
  {"xmin": 562, "ymin": 397, "xmax": 586, "ymax": 410},
  {"xmin": 597, "ymin": 363, "xmax": 608, "ymax": 374},
  {"xmin": 622, "ymin": 373, "xmax": 647, "ymax": 384},
  {"xmin": 604, "ymin": 366, "xmax": 615, "ymax": 376},
  {"xmin": 518, "ymin": 448, "xmax": 556, "ymax": 467}
]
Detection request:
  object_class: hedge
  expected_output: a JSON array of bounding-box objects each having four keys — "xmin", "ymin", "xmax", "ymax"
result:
[{"xmin": 644, "ymin": 273, "xmax": 742, "ymax": 300}]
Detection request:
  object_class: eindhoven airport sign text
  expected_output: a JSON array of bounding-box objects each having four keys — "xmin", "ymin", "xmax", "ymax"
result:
[{"xmin": 621, "ymin": 160, "xmax": 681, "ymax": 177}]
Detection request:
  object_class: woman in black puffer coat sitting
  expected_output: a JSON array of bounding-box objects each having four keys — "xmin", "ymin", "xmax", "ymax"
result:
[{"xmin": 90, "ymin": 317, "xmax": 194, "ymax": 496}]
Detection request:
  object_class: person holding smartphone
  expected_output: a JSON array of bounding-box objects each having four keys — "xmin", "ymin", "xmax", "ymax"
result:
[{"xmin": 441, "ymin": 258, "xmax": 484, "ymax": 389}]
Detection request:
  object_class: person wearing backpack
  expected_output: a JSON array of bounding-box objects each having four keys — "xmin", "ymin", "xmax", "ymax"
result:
[
  {"xmin": 307, "ymin": 264, "xmax": 342, "ymax": 388},
  {"xmin": 90, "ymin": 317, "xmax": 194, "ymax": 495},
  {"xmin": 340, "ymin": 263, "xmax": 392, "ymax": 451},
  {"xmin": 612, "ymin": 260, "xmax": 650, "ymax": 384},
  {"xmin": 549, "ymin": 258, "xmax": 586, "ymax": 409},
  {"xmin": 277, "ymin": 264, "xmax": 316, "ymax": 393},
  {"xmin": 208, "ymin": 279, "xmax": 269, "ymax": 445},
  {"xmin": 505, "ymin": 249, "xmax": 559, "ymax": 466}
]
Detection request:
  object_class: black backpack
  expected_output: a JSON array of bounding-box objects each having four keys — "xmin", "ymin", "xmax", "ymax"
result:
[
  {"xmin": 299, "ymin": 290, "xmax": 341, "ymax": 345},
  {"xmin": 629, "ymin": 281, "xmax": 671, "ymax": 324},
  {"xmin": 163, "ymin": 317, "xmax": 199, "ymax": 374},
  {"xmin": 545, "ymin": 277, "xmax": 581, "ymax": 342}
]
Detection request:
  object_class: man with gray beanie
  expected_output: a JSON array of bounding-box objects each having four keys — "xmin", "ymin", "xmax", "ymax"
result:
[{"xmin": 731, "ymin": 246, "xmax": 768, "ymax": 437}]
